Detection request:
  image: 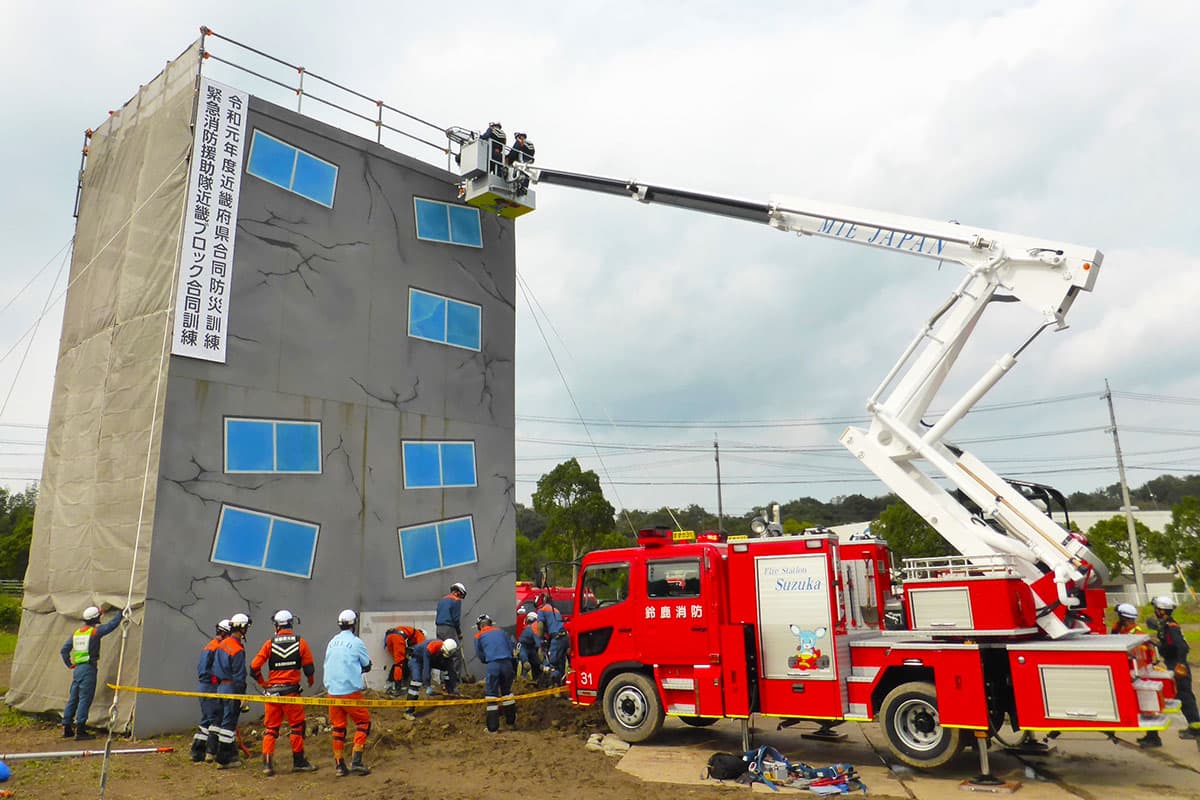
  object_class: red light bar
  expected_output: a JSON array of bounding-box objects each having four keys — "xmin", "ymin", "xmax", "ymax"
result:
[{"xmin": 638, "ymin": 527, "xmax": 673, "ymax": 547}]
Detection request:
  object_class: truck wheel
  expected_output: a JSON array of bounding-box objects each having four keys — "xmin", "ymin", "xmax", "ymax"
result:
[
  {"xmin": 879, "ymin": 682, "xmax": 964, "ymax": 769},
  {"xmin": 679, "ymin": 716, "xmax": 718, "ymax": 728},
  {"xmin": 602, "ymin": 672, "xmax": 664, "ymax": 743}
]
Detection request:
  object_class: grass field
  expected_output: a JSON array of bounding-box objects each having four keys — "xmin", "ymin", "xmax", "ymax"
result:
[{"xmin": 0, "ymin": 629, "xmax": 16, "ymax": 656}]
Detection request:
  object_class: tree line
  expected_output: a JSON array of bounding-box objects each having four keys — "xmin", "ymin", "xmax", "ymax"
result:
[
  {"xmin": 0, "ymin": 485, "xmax": 37, "ymax": 580},
  {"xmin": 520, "ymin": 459, "xmax": 1200, "ymax": 591}
]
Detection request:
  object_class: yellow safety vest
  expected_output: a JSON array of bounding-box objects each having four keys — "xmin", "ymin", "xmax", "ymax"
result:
[{"xmin": 71, "ymin": 626, "xmax": 94, "ymax": 665}]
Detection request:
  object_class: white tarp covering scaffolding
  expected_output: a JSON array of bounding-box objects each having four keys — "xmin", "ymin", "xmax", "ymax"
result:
[{"xmin": 5, "ymin": 40, "xmax": 201, "ymax": 731}]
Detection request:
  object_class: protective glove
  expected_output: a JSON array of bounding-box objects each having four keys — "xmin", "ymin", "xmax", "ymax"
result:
[
  {"xmin": 1175, "ymin": 663, "xmax": 1190, "ymax": 678},
  {"xmin": 307, "ymin": 675, "xmax": 315, "ymax": 687}
]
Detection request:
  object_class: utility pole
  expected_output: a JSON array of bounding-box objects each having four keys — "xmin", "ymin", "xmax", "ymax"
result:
[
  {"xmin": 714, "ymin": 434, "xmax": 724, "ymax": 533},
  {"xmin": 1105, "ymin": 379, "xmax": 1146, "ymax": 602}
]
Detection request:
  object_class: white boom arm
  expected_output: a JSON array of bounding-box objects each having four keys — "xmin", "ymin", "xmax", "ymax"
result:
[{"xmin": 503, "ymin": 164, "xmax": 1106, "ymax": 638}]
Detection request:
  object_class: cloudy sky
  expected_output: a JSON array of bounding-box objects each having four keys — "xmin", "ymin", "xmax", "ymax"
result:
[{"xmin": 2, "ymin": 1, "xmax": 1199, "ymax": 518}]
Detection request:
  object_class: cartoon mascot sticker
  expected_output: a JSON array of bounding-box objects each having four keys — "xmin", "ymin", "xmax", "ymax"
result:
[{"xmin": 787, "ymin": 624, "xmax": 830, "ymax": 671}]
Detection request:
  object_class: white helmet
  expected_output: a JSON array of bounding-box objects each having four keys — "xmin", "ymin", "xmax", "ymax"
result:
[
  {"xmin": 230, "ymin": 613, "xmax": 251, "ymax": 631},
  {"xmin": 337, "ymin": 609, "xmax": 357, "ymax": 628},
  {"xmin": 450, "ymin": 582, "xmax": 467, "ymax": 597},
  {"xmin": 216, "ymin": 619, "xmax": 233, "ymax": 635},
  {"xmin": 1115, "ymin": 603, "xmax": 1138, "ymax": 620},
  {"xmin": 83, "ymin": 606, "xmax": 102, "ymax": 623},
  {"xmin": 442, "ymin": 638, "xmax": 459, "ymax": 655},
  {"xmin": 525, "ymin": 611, "xmax": 538, "ymax": 624},
  {"xmin": 1152, "ymin": 596, "xmax": 1177, "ymax": 611},
  {"xmin": 273, "ymin": 609, "xmax": 295, "ymax": 627}
]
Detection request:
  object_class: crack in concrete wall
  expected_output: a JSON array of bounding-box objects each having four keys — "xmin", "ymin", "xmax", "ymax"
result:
[
  {"xmin": 350, "ymin": 375, "xmax": 420, "ymax": 409},
  {"xmin": 147, "ymin": 569, "xmax": 262, "ymax": 638},
  {"xmin": 162, "ymin": 456, "xmax": 277, "ymax": 508}
]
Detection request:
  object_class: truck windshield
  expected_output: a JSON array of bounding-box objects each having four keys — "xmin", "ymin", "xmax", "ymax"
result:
[{"xmin": 579, "ymin": 563, "xmax": 629, "ymax": 613}]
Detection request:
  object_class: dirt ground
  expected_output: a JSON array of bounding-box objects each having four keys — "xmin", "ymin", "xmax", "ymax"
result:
[
  {"xmin": 4, "ymin": 649, "xmax": 1200, "ymax": 800},
  {"xmin": 0, "ymin": 677, "xmax": 743, "ymax": 800}
]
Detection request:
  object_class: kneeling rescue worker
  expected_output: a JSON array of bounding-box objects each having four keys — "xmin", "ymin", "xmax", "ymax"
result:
[
  {"xmin": 405, "ymin": 637, "xmax": 459, "ymax": 720},
  {"xmin": 252, "ymin": 609, "xmax": 317, "ymax": 775},
  {"xmin": 324, "ymin": 609, "xmax": 372, "ymax": 777},
  {"xmin": 474, "ymin": 613, "xmax": 517, "ymax": 732}
]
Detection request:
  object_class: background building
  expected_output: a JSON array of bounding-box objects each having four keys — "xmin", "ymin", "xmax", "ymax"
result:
[{"xmin": 7, "ymin": 37, "xmax": 516, "ymax": 735}]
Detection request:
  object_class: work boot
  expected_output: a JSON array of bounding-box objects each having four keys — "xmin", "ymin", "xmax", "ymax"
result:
[
  {"xmin": 350, "ymin": 751, "xmax": 370, "ymax": 776},
  {"xmin": 292, "ymin": 750, "xmax": 318, "ymax": 773},
  {"xmin": 63, "ymin": 724, "xmax": 75, "ymax": 738},
  {"xmin": 215, "ymin": 742, "xmax": 240, "ymax": 769},
  {"xmin": 75, "ymin": 726, "xmax": 96, "ymax": 741},
  {"xmin": 1138, "ymin": 731, "xmax": 1163, "ymax": 749},
  {"xmin": 262, "ymin": 754, "xmax": 275, "ymax": 776},
  {"xmin": 503, "ymin": 705, "xmax": 517, "ymax": 729},
  {"xmin": 190, "ymin": 737, "xmax": 207, "ymax": 763},
  {"xmin": 486, "ymin": 708, "xmax": 500, "ymax": 733},
  {"xmin": 1180, "ymin": 726, "xmax": 1200, "ymax": 740},
  {"xmin": 334, "ymin": 758, "xmax": 350, "ymax": 778}
]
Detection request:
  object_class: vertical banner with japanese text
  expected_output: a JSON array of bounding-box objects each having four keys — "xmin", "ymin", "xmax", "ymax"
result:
[{"xmin": 171, "ymin": 77, "xmax": 248, "ymax": 362}]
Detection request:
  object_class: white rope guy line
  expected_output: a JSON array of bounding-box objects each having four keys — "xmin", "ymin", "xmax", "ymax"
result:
[
  {"xmin": 0, "ymin": 156, "xmax": 189, "ymax": 370},
  {"xmin": 515, "ymin": 270, "xmax": 637, "ymax": 536},
  {"xmin": 0, "ymin": 243, "xmax": 71, "ymax": 421}
]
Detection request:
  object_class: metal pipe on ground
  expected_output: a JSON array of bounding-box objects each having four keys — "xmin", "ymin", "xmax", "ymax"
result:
[{"xmin": 0, "ymin": 747, "xmax": 173, "ymax": 761}]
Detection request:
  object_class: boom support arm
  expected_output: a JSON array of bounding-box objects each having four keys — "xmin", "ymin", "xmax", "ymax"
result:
[{"xmin": 506, "ymin": 163, "xmax": 1106, "ymax": 639}]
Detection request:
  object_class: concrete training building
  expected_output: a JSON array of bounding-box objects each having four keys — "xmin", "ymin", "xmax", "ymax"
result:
[{"xmin": 7, "ymin": 36, "xmax": 517, "ymax": 735}]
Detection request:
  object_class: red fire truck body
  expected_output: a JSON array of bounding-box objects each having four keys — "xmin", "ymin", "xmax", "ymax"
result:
[{"xmin": 568, "ymin": 529, "xmax": 1165, "ymax": 767}]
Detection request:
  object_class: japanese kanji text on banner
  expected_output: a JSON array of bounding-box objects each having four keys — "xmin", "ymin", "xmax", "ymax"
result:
[{"xmin": 171, "ymin": 77, "xmax": 248, "ymax": 363}]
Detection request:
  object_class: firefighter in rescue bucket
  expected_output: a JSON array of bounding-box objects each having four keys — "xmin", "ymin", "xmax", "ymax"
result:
[
  {"xmin": 59, "ymin": 604, "xmax": 121, "ymax": 740},
  {"xmin": 517, "ymin": 611, "xmax": 543, "ymax": 682},
  {"xmin": 479, "ymin": 121, "xmax": 506, "ymax": 176},
  {"xmin": 383, "ymin": 625, "xmax": 426, "ymax": 697},
  {"xmin": 505, "ymin": 131, "xmax": 535, "ymax": 193},
  {"xmin": 403, "ymin": 637, "xmax": 459, "ymax": 721},
  {"xmin": 324, "ymin": 610, "xmax": 372, "ymax": 777},
  {"xmin": 538, "ymin": 598, "xmax": 568, "ymax": 685},
  {"xmin": 211, "ymin": 613, "xmax": 250, "ymax": 769},
  {"xmin": 474, "ymin": 613, "xmax": 517, "ymax": 733},
  {"xmin": 1152, "ymin": 596, "xmax": 1200, "ymax": 739},
  {"xmin": 191, "ymin": 618, "xmax": 232, "ymax": 763},
  {"xmin": 251, "ymin": 609, "xmax": 318, "ymax": 775},
  {"xmin": 435, "ymin": 582, "xmax": 467, "ymax": 691}
]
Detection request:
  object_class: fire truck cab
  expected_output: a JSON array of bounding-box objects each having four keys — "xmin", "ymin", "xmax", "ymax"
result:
[{"xmin": 571, "ymin": 527, "xmax": 1165, "ymax": 768}]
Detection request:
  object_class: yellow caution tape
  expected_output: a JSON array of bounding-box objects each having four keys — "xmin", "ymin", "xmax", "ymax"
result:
[{"xmin": 107, "ymin": 684, "xmax": 567, "ymax": 709}]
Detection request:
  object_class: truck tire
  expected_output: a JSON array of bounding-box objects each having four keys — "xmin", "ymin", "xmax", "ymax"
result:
[
  {"xmin": 879, "ymin": 682, "xmax": 964, "ymax": 769},
  {"xmin": 679, "ymin": 716, "xmax": 719, "ymax": 728},
  {"xmin": 602, "ymin": 672, "xmax": 665, "ymax": 743}
]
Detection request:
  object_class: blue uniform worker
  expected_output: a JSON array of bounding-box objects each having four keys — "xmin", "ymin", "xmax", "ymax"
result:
[
  {"xmin": 473, "ymin": 614, "xmax": 517, "ymax": 732},
  {"xmin": 538, "ymin": 601, "xmax": 568, "ymax": 685},
  {"xmin": 517, "ymin": 612, "xmax": 542, "ymax": 681},
  {"xmin": 435, "ymin": 582, "xmax": 467, "ymax": 687},
  {"xmin": 404, "ymin": 638, "xmax": 460, "ymax": 719},
  {"xmin": 191, "ymin": 619, "xmax": 231, "ymax": 762},
  {"xmin": 211, "ymin": 613, "xmax": 251, "ymax": 768},
  {"xmin": 59, "ymin": 605, "xmax": 121, "ymax": 740}
]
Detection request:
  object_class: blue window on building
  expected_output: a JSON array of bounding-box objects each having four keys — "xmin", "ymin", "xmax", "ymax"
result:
[
  {"xmin": 225, "ymin": 418, "xmax": 321, "ymax": 473},
  {"xmin": 402, "ymin": 441, "xmax": 477, "ymax": 489},
  {"xmin": 408, "ymin": 288, "xmax": 481, "ymax": 351},
  {"xmin": 398, "ymin": 515, "xmax": 478, "ymax": 577},
  {"xmin": 413, "ymin": 198, "xmax": 482, "ymax": 247},
  {"xmin": 211, "ymin": 505, "xmax": 319, "ymax": 579},
  {"xmin": 246, "ymin": 130, "xmax": 338, "ymax": 207}
]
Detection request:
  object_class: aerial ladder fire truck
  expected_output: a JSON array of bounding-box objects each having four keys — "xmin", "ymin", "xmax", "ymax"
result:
[{"xmin": 456, "ymin": 136, "xmax": 1171, "ymax": 770}]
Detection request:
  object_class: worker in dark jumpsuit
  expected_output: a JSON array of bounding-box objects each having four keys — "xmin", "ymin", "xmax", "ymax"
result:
[{"xmin": 1152, "ymin": 596, "xmax": 1200, "ymax": 739}]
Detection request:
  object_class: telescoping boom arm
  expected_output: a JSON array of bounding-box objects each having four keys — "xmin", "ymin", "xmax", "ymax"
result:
[{"xmin": 505, "ymin": 163, "xmax": 1106, "ymax": 639}]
